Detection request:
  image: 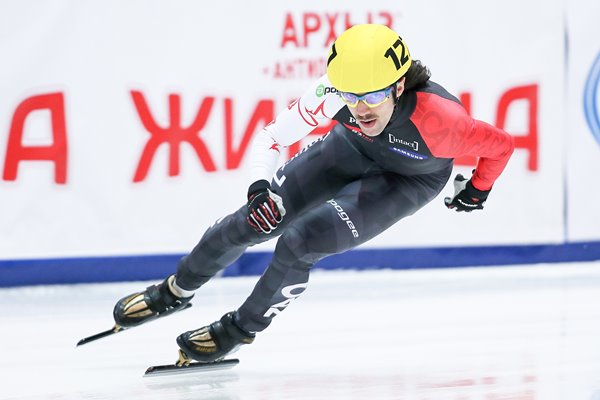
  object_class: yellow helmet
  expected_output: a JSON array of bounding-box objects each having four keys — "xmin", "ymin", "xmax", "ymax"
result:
[{"xmin": 326, "ymin": 24, "xmax": 412, "ymax": 94}]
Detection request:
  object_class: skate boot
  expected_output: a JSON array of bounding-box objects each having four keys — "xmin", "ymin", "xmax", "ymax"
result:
[
  {"xmin": 113, "ymin": 275, "xmax": 193, "ymax": 328},
  {"xmin": 176, "ymin": 312, "xmax": 255, "ymax": 363}
]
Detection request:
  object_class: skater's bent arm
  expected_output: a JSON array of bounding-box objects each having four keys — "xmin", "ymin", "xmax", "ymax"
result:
[
  {"xmin": 411, "ymin": 92, "xmax": 515, "ymax": 191},
  {"xmin": 248, "ymin": 75, "xmax": 345, "ymax": 183},
  {"xmin": 459, "ymin": 119, "xmax": 515, "ymax": 191}
]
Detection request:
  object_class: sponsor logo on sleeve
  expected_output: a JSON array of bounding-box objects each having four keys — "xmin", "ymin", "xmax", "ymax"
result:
[{"xmin": 315, "ymin": 84, "xmax": 338, "ymax": 97}]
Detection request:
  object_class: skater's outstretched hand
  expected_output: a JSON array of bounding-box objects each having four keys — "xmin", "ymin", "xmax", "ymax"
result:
[
  {"xmin": 246, "ymin": 179, "xmax": 286, "ymax": 233},
  {"xmin": 444, "ymin": 173, "xmax": 490, "ymax": 212}
]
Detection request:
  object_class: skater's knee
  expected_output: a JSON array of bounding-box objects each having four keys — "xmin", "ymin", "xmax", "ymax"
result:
[{"xmin": 274, "ymin": 225, "xmax": 329, "ymax": 269}]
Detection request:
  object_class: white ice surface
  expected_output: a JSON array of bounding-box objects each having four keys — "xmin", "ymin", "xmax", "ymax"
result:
[{"xmin": 1, "ymin": 262, "xmax": 600, "ymax": 400}]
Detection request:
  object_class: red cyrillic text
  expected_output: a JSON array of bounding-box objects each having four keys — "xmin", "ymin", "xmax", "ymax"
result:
[
  {"xmin": 281, "ymin": 11, "xmax": 394, "ymax": 48},
  {"xmin": 3, "ymin": 92, "xmax": 68, "ymax": 184}
]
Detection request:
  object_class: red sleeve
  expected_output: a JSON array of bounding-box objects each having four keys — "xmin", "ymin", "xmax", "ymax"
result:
[{"xmin": 410, "ymin": 92, "xmax": 515, "ymax": 191}]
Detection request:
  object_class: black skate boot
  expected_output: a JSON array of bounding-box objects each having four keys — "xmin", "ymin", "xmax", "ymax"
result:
[
  {"xmin": 176, "ymin": 312, "xmax": 255, "ymax": 363},
  {"xmin": 113, "ymin": 275, "xmax": 193, "ymax": 328}
]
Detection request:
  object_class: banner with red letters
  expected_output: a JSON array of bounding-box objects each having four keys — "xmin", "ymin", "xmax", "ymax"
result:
[{"xmin": 0, "ymin": 0, "xmax": 594, "ymax": 264}]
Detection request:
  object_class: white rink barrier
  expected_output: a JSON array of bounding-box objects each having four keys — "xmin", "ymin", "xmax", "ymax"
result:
[{"xmin": 0, "ymin": 1, "xmax": 598, "ymax": 286}]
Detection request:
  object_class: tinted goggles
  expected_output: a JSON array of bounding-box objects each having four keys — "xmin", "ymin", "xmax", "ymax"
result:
[{"xmin": 338, "ymin": 86, "xmax": 394, "ymax": 108}]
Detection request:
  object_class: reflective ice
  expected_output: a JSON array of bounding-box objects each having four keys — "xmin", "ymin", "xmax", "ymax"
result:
[{"xmin": 1, "ymin": 261, "xmax": 599, "ymax": 400}]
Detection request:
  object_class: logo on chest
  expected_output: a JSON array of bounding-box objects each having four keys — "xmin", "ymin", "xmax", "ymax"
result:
[
  {"xmin": 388, "ymin": 147, "xmax": 428, "ymax": 160},
  {"xmin": 387, "ymin": 134, "xmax": 428, "ymax": 160},
  {"xmin": 388, "ymin": 133, "xmax": 419, "ymax": 151}
]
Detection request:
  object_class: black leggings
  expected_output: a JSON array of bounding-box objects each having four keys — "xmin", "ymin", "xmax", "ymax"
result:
[{"xmin": 175, "ymin": 129, "xmax": 452, "ymax": 332}]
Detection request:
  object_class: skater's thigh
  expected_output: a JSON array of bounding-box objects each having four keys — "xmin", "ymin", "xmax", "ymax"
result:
[{"xmin": 278, "ymin": 169, "xmax": 451, "ymax": 257}]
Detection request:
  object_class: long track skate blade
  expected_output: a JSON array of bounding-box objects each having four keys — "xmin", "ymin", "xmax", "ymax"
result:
[
  {"xmin": 76, "ymin": 303, "xmax": 192, "ymax": 347},
  {"xmin": 144, "ymin": 359, "xmax": 239, "ymax": 377}
]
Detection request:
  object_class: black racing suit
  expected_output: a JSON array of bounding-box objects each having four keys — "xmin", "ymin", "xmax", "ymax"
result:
[{"xmin": 175, "ymin": 80, "xmax": 513, "ymax": 332}]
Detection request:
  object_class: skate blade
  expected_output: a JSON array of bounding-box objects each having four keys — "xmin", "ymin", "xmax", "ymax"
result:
[
  {"xmin": 76, "ymin": 325, "xmax": 124, "ymax": 346},
  {"xmin": 144, "ymin": 358, "xmax": 239, "ymax": 377},
  {"xmin": 76, "ymin": 303, "xmax": 192, "ymax": 347}
]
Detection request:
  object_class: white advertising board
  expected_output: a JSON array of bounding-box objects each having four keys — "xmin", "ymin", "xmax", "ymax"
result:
[{"xmin": 0, "ymin": 0, "xmax": 568, "ymax": 260}]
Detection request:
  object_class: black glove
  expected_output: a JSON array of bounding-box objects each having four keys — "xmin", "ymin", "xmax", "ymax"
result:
[
  {"xmin": 444, "ymin": 174, "xmax": 490, "ymax": 212},
  {"xmin": 246, "ymin": 179, "xmax": 286, "ymax": 234}
]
